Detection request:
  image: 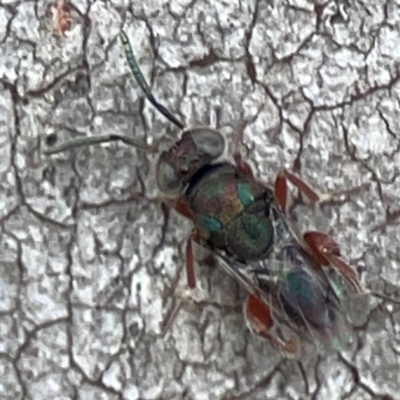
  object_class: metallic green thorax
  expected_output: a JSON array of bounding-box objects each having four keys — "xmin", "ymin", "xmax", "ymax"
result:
[{"xmin": 185, "ymin": 163, "xmax": 275, "ymax": 261}]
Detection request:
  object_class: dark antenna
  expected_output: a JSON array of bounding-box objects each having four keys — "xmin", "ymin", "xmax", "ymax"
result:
[
  {"xmin": 120, "ymin": 30, "xmax": 185, "ymax": 130},
  {"xmin": 42, "ymin": 133, "xmax": 159, "ymax": 155},
  {"xmin": 42, "ymin": 30, "xmax": 184, "ymax": 155}
]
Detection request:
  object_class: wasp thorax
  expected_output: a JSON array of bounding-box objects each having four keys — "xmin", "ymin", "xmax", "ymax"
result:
[{"xmin": 156, "ymin": 128, "xmax": 224, "ymax": 194}]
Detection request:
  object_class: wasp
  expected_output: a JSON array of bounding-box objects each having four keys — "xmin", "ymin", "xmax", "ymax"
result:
[{"xmin": 43, "ymin": 30, "xmax": 365, "ymax": 357}]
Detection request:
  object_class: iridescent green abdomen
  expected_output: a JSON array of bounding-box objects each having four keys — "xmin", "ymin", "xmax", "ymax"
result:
[{"xmin": 185, "ymin": 163, "xmax": 275, "ymax": 261}]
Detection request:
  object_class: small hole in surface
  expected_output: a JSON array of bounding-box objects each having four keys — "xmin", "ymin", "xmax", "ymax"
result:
[{"xmin": 46, "ymin": 133, "xmax": 57, "ymax": 146}]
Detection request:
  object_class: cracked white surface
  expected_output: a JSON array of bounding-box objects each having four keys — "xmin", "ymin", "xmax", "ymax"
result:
[{"xmin": 0, "ymin": 0, "xmax": 399, "ymax": 399}]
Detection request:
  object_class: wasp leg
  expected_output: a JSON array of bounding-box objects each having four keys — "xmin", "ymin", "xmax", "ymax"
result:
[
  {"xmin": 274, "ymin": 169, "xmax": 322, "ymax": 213},
  {"xmin": 274, "ymin": 171, "xmax": 365, "ymax": 293},
  {"xmin": 232, "ymin": 120, "xmax": 253, "ymax": 176},
  {"xmin": 161, "ymin": 232, "xmax": 201, "ymax": 335},
  {"xmin": 244, "ymin": 294, "xmax": 301, "ymax": 358},
  {"xmin": 120, "ymin": 31, "xmax": 184, "ymax": 130},
  {"xmin": 167, "ymin": 197, "xmax": 194, "ymax": 219},
  {"xmin": 274, "ymin": 171, "xmax": 289, "ymax": 212},
  {"xmin": 161, "ymin": 298, "xmax": 183, "ymax": 336},
  {"xmin": 275, "ymin": 169, "xmax": 370, "ymax": 210},
  {"xmin": 165, "ymin": 197, "xmax": 199, "ymax": 289},
  {"xmin": 303, "ymin": 231, "xmax": 365, "ymax": 294},
  {"xmin": 161, "ymin": 232, "xmax": 197, "ymax": 335},
  {"xmin": 161, "ymin": 198, "xmax": 201, "ymax": 334},
  {"xmin": 231, "ymin": 115, "xmax": 265, "ymax": 177},
  {"xmin": 186, "ymin": 232, "xmax": 199, "ymax": 289},
  {"xmin": 233, "ymin": 152, "xmax": 254, "ymax": 177}
]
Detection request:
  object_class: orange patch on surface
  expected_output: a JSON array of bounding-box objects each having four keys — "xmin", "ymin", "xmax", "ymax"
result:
[{"xmin": 47, "ymin": 0, "xmax": 72, "ymax": 36}]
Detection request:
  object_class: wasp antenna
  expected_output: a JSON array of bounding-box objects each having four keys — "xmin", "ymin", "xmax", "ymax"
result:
[
  {"xmin": 120, "ymin": 30, "xmax": 185, "ymax": 130},
  {"xmin": 42, "ymin": 133, "xmax": 159, "ymax": 155}
]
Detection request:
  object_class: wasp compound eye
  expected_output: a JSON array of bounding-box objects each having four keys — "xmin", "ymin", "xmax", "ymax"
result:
[
  {"xmin": 156, "ymin": 158, "xmax": 184, "ymax": 194},
  {"xmin": 187, "ymin": 128, "xmax": 225, "ymax": 159}
]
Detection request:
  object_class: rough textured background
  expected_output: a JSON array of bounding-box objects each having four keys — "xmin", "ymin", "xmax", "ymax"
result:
[{"xmin": 1, "ymin": 0, "xmax": 400, "ymax": 399}]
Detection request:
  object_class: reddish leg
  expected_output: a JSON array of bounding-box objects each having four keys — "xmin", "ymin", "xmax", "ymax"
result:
[
  {"xmin": 244, "ymin": 294, "xmax": 301, "ymax": 358},
  {"xmin": 303, "ymin": 231, "xmax": 364, "ymax": 294},
  {"xmin": 274, "ymin": 171, "xmax": 364, "ymax": 294},
  {"xmin": 274, "ymin": 171, "xmax": 289, "ymax": 212},
  {"xmin": 167, "ymin": 197, "xmax": 194, "ymax": 219},
  {"xmin": 171, "ymin": 197, "xmax": 202, "ymax": 289},
  {"xmin": 161, "ymin": 198, "xmax": 202, "ymax": 334},
  {"xmin": 274, "ymin": 169, "xmax": 320, "ymax": 213},
  {"xmin": 185, "ymin": 238, "xmax": 196, "ymax": 289},
  {"xmin": 185, "ymin": 230, "xmax": 204, "ymax": 289},
  {"xmin": 276, "ymin": 169, "xmax": 370, "ymax": 209},
  {"xmin": 282, "ymin": 170, "xmax": 321, "ymax": 204},
  {"xmin": 234, "ymin": 152, "xmax": 254, "ymax": 177},
  {"xmin": 161, "ymin": 230, "xmax": 201, "ymax": 336},
  {"xmin": 232, "ymin": 118, "xmax": 257, "ymax": 178}
]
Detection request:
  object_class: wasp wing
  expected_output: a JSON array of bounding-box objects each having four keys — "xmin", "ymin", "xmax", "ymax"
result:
[{"xmin": 214, "ymin": 241, "xmax": 351, "ymax": 352}]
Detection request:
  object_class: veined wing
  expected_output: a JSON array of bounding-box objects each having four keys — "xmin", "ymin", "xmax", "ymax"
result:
[{"xmin": 214, "ymin": 241, "xmax": 351, "ymax": 353}]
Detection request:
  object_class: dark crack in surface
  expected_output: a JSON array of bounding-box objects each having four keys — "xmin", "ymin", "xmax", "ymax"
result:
[{"xmin": 0, "ymin": 0, "xmax": 399, "ymax": 399}]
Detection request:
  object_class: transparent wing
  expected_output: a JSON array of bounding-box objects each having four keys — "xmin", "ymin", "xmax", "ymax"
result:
[{"xmin": 214, "ymin": 243, "xmax": 352, "ymax": 352}]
